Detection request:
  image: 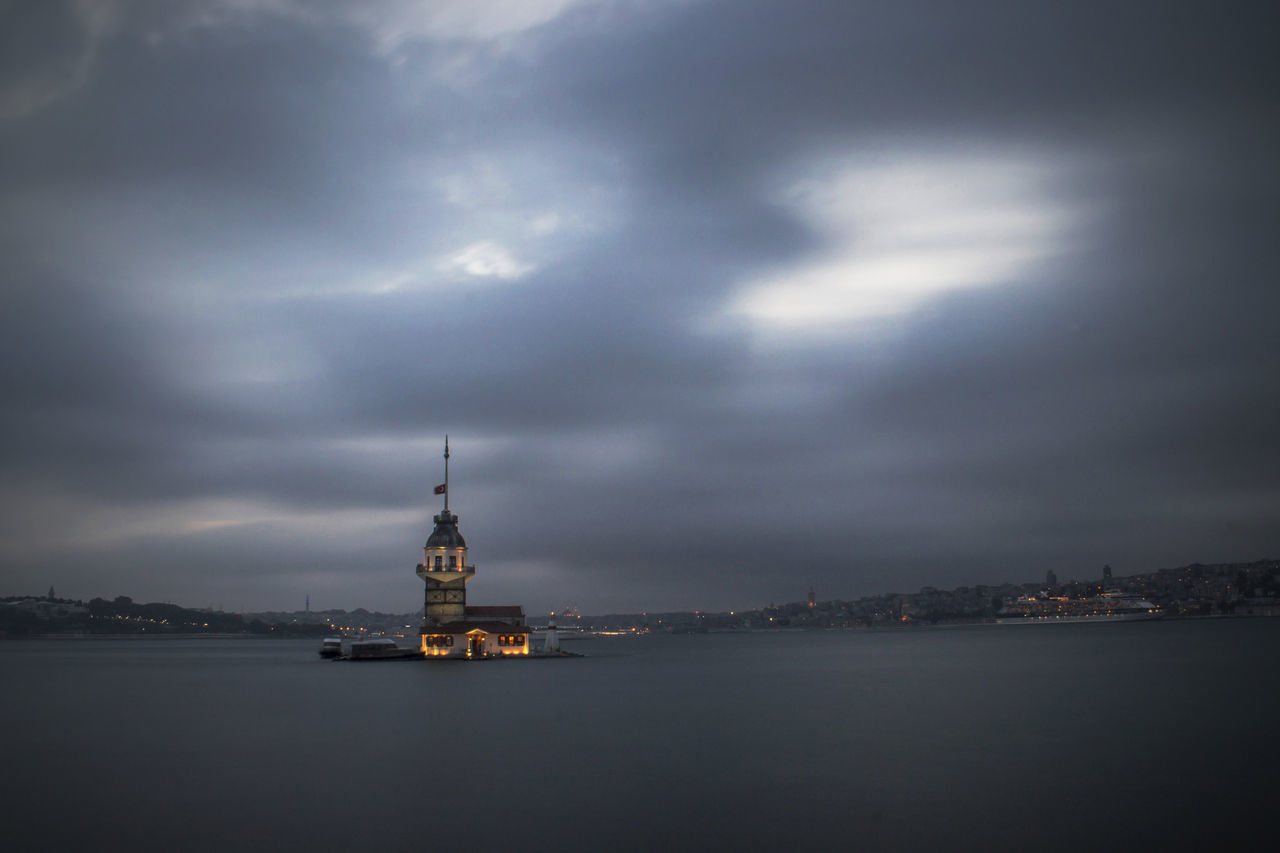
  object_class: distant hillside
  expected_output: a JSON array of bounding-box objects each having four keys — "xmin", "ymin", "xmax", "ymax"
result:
[{"xmin": 0, "ymin": 595, "xmax": 331, "ymax": 638}]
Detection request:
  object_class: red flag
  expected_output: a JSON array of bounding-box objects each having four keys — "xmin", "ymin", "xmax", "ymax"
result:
[{"xmin": 433, "ymin": 483, "xmax": 447, "ymax": 495}]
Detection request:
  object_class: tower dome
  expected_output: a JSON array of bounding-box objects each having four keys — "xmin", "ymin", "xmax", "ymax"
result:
[{"xmin": 425, "ymin": 510, "xmax": 467, "ymax": 549}]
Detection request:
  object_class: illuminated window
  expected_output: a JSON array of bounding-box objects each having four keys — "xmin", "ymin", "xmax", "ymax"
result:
[{"xmin": 446, "ymin": 636, "xmax": 454, "ymax": 647}]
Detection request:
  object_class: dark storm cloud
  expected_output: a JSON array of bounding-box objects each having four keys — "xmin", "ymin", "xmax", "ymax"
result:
[
  {"xmin": 530, "ymin": 1, "xmax": 1279, "ymax": 180},
  {"xmin": 1, "ymin": 0, "xmax": 1277, "ymax": 612}
]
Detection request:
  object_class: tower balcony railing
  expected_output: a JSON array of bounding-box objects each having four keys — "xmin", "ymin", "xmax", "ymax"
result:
[{"xmin": 416, "ymin": 563, "xmax": 476, "ymax": 573}]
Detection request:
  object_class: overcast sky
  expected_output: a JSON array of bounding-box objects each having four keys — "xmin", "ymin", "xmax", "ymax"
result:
[{"xmin": 2, "ymin": 0, "xmax": 1277, "ymax": 614}]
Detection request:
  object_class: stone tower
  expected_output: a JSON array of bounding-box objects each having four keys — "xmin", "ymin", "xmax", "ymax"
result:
[{"xmin": 416, "ymin": 437, "xmax": 475, "ymax": 627}]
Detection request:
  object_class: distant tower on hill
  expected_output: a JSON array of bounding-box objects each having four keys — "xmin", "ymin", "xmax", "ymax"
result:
[
  {"xmin": 1103, "ymin": 564, "xmax": 1113, "ymax": 582},
  {"xmin": 808, "ymin": 586, "xmax": 816, "ymax": 608},
  {"xmin": 47, "ymin": 586, "xmax": 55, "ymax": 600},
  {"xmin": 1046, "ymin": 569, "xmax": 1058, "ymax": 587}
]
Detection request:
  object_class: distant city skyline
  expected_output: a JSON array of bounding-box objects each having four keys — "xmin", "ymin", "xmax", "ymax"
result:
[
  {"xmin": 2, "ymin": 1, "xmax": 1277, "ymax": 613},
  {"xmin": 10, "ymin": 555, "xmax": 1273, "ymax": 628}
]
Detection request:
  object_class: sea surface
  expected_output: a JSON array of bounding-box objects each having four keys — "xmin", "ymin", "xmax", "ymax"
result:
[{"xmin": 2, "ymin": 619, "xmax": 1277, "ymax": 852}]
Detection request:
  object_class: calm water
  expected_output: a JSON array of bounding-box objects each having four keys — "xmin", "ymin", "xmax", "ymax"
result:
[{"xmin": 2, "ymin": 620, "xmax": 1276, "ymax": 852}]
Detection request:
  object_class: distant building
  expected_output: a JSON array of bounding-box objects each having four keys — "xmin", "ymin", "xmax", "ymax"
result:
[
  {"xmin": 1103, "ymin": 564, "xmax": 1113, "ymax": 582},
  {"xmin": 808, "ymin": 586, "xmax": 816, "ymax": 608},
  {"xmin": 1046, "ymin": 569, "xmax": 1058, "ymax": 587},
  {"xmin": 416, "ymin": 438, "xmax": 530, "ymax": 658}
]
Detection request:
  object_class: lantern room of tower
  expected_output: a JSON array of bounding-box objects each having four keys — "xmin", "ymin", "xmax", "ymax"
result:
[{"xmin": 415, "ymin": 509, "xmax": 475, "ymax": 583}]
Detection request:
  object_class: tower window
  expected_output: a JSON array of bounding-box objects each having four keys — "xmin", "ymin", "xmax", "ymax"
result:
[
  {"xmin": 449, "ymin": 555, "xmax": 457, "ymax": 569},
  {"xmin": 434, "ymin": 555, "xmax": 442, "ymax": 569}
]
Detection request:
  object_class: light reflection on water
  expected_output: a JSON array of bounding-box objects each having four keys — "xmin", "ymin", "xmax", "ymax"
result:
[{"xmin": 1, "ymin": 620, "xmax": 1275, "ymax": 852}]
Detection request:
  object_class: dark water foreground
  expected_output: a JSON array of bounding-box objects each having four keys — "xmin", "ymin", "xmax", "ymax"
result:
[{"xmin": 2, "ymin": 620, "xmax": 1276, "ymax": 852}]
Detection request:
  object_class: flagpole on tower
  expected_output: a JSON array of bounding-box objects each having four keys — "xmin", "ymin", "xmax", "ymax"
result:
[{"xmin": 443, "ymin": 435, "xmax": 450, "ymax": 512}]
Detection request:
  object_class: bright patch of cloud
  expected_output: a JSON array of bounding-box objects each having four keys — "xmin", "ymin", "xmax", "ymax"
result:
[
  {"xmin": 179, "ymin": 503, "xmax": 425, "ymax": 538},
  {"xmin": 728, "ymin": 148, "xmax": 1084, "ymax": 331},
  {"xmin": 159, "ymin": 0, "xmax": 596, "ymax": 55},
  {"xmin": 445, "ymin": 241, "xmax": 533, "ymax": 280},
  {"xmin": 339, "ymin": 0, "xmax": 594, "ymax": 53},
  {"xmin": 362, "ymin": 241, "xmax": 540, "ymax": 295}
]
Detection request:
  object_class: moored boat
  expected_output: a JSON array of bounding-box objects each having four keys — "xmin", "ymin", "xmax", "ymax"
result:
[
  {"xmin": 345, "ymin": 638, "xmax": 422, "ymax": 660},
  {"xmin": 996, "ymin": 593, "xmax": 1161, "ymax": 624},
  {"xmin": 318, "ymin": 637, "xmax": 343, "ymax": 658}
]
